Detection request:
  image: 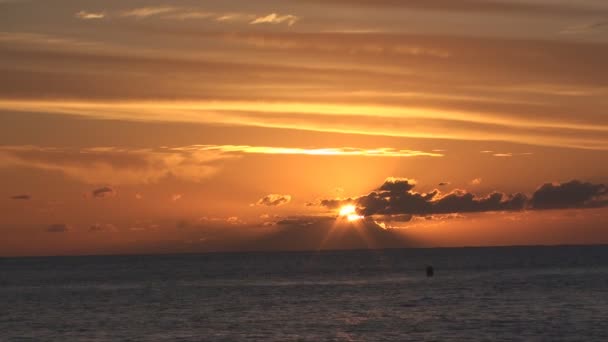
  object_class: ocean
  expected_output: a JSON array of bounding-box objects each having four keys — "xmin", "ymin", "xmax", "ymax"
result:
[{"xmin": 1, "ymin": 246, "xmax": 608, "ymax": 341}]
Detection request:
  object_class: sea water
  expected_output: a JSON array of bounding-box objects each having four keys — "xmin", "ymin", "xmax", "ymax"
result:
[{"xmin": 2, "ymin": 246, "xmax": 608, "ymax": 341}]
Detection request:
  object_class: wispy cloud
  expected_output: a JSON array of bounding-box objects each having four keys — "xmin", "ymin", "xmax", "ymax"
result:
[
  {"xmin": 120, "ymin": 7, "xmax": 177, "ymax": 19},
  {"xmin": 561, "ymin": 21, "xmax": 608, "ymax": 35},
  {"xmin": 75, "ymin": 11, "xmax": 105, "ymax": 20},
  {"xmin": 309, "ymin": 0, "xmax": 608, "ymax": 17},
  {"xmin": 1, "ymin": 100, "xmax": 606, "ymax": 150},
  {"xmin": 0, "ymin": 144, "xmax": 442, "ymax": 186},
  {"xmin": 81, "ymin": 7, "xmax": 295, "ymax": 26},
  {"xmin": 490, "ymin": 152, "xmax": 534, "ymax": 157},
  {"xmin": 47, "ymin": 224, "xmax": 71, "ymax": 233},
  {"xmin": 0, "ymin": 146, "xmax": 232, "ymax": 185},
  {"xmin": 251, "ymin": 13, "xmax": 299, "ymax": 26},
  {"xmin": 89, "ymin": 223, "xmax": 118, "ymax": 232},
  {"xmin": 163, "ymin": 11, "xmax": 215, "ymax": 20},
  {"xmin": 174, "ymin": 145, "xmax": 443, "ymax": 158},
  {"xmin": 470, "ymin": 178, "xmax": 482, "ymax": 185},
  {"xmin": 215, "ymin": 13, "xmax": 256, "ymax": 22}
]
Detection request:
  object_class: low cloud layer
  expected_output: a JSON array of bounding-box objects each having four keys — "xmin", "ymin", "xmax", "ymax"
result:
[
  {"xmin": 321, "ymin": 178, "xmax": 607, "ymax": 217},
  {"xmin": 531, "ymin": 181, "xmax": 607, "ymax": 210}
]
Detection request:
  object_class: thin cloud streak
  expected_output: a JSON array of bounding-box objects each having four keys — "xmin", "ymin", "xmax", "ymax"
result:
[
  {"xmin": 172, "ymin": 145, "xmax": 443, "ymax": 158},
  {"xmin": 75, "ymin": 11, "xmax": 105, "ymax": 20},
  {"xmin": 0, "ymin": 144, "xmax": 440, "ymax": 185},
  {"xmin": 0, "ymin": 100, "xmax": 606, "ymax": 150},
  {"xmin": 0, "ymin": 145, "xmax": 231, "ymax": 185},
  {"xmin": 79, "ymin": 7, "xmax": 298, "ymax": 26},
  {"xmin": 119, "ymin": 7, "xmax": 177, "ymax": 19},
  {"xmin": 307, "ymin": 0, "xmax": 608, "ymax": 17},
  {"xmin": 251, "ymin": 13, "xmax": 299, "ymax": 26}
]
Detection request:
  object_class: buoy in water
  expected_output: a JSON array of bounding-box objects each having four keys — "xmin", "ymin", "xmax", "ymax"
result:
[{"xmin": 426, "ymin": 265, "xmax": 434, "ymax": 277}]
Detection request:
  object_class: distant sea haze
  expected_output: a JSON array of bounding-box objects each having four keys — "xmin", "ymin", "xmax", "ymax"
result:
[{"xmin": 2, "ymin": 245, "xmax": 608, "ymax": 341}]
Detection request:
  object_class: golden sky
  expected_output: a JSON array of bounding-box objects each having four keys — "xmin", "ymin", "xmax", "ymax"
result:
[{"xmin": 1, "ymin": 0, "xmax": 607, "ymax": 256}]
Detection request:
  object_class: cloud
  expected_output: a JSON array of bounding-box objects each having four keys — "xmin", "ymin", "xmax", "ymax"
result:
[
  {"xmin": 251, "ymin": 13, "xmax": 299, "ymax": 26},
  {"xmin": 92, "ymin": 186, "xmax": 115, "ymax": 198},
  {"xmin": 163, "ymin": 11, "xmax": 215, "ymax": 20},
  {"xmin": 226, "ymin": 216, "xmax": 243, "ymax": 225},
  {"xmin": 438, "ymin": 182, "xmax": 450, "ymax": 186},
  {"xmin": 47, "ymin": 224, "xmax": 70, "ymax": 233},
  {"xmin": 0, "ymin": 146, "xmax": 231, "ymax": 185},
  {"xmin": 0, "ymin": 145, "xmax": 440, "ymax": 187},
  {"xmin": 120, "ymin": 7, "xmax": 177, "ymax": 18},
  {"xmin": 489, "ymin": 152, "xmax": 533, "ymax": 157},
  {"xmin": 75, "ymin": 11, "xmax": 105, "ymax": 20},
  {"xmin": 561, "ymin": 21, "xmax": 608, "ymax": 35},
  {"xmin": 531, "ymin": 181, "xmax": 607, "ymax": 210},
  {"xmin": 308, "ymin": 0, "xmax": 608, "ymax": 17},
  {"xmin": 379, "ymin": 177, "xmax": 417, "ymax": 192},
  {"xmin": 171, "ymin": 194, "xmax": 183, "ymax": 202},
  {"xmin": 182, "ymin": 145, "xmax": 443, "ymax": 158},
  {"xmin": 319, "ymin": 178, "xmax": 608, "ymax": 218},
  {"xmin": 2, "ymin": 26, "xmax": 608, "ymax": 152},
  {"xmin": 216, "ymin": 13, "xmax": 256, "ymax": 22},
  {"xmin": 220, "ymin": 32, "xmax": 451, "ymax": 58},
  {"xmin": 471, "ymin": 178, "xmax": 482, "ymax": 185},
  {"xmin": 257, "ymin": 194, "xmax": 292, "ymax": 207},
  {"xmin": 89, "ymin": 223, "xmax": 118, "ymax": 232},
  {"xmin": 10, "ymin": 194, "xmax": 31, "ymax": 200}
]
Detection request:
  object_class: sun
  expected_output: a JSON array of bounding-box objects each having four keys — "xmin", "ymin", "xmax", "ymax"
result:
[{"xmin": 339, "ymin": 205, "xmax": 364, "ymax": 222}]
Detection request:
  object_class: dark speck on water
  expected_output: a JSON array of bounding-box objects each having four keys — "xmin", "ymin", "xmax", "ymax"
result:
[
  {"xmin": 2, "ymin": 245, "xmax": 608, "ymax": 341},
  {"xmin": 426, "ymin": 265, "xmax": 435, "ymax": 277}
]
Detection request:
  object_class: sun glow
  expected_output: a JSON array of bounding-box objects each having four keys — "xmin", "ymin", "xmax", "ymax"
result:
[{"xmin": 339, "ymin": 205, "xmax": 364, "ymax": 222}]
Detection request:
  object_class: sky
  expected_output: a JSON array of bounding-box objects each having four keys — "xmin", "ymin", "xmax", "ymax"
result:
[{"xmin": 1, "ymin": 0, "xmax": 607, "ymax": 256}]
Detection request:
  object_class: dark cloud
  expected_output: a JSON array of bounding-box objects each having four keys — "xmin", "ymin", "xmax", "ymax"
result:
[
  {"xmin": 47, "ymin": 224, "xmax": 70, "ymax": 233},
  {"xmin": 438, "ymin": 182, "xmax": 450, "ymax": 187},
  {"xmin": 378, "ymin": 177, "xmax": 416, "ymax": 193},
  {"xmin": 320, "ymin": 178, "xmax": 606, "ymax": 217},
  {"xmin": 256, "ymin": 194, "xmax": 292, "ymax": 206},
  {"xmin": 10, "ymin": 194, "xmax": 31, "ymax": 200},
  {"xmin": 531, "ymin": 180, "xmax": 607, "ymax": 210},
  {"xmin": 92, "ymin": 187, "xmax": 116, "ymax": 198}
]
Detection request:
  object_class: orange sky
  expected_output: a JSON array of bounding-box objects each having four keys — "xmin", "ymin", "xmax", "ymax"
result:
[{"xmin": 1, "ymin": 0, "xmax": 607, "ymax": 256}]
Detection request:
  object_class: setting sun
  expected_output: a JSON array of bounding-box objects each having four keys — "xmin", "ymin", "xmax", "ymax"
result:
[{"xmin": 339, "ymin": 205, "xmax": 364, "ymax": 222}]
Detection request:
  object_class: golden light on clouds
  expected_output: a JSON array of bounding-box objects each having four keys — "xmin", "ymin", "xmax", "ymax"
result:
[
  {"xmin": 2, "ymin": 0, "xmax": 608, "ymax": 256},
  {"xmin": 339, "ymin": 205, "xmax": 364, "ymax": 222},
  {"xmin": 1, "ymin": 100, "xmax": 607, "ymax": 150}
]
